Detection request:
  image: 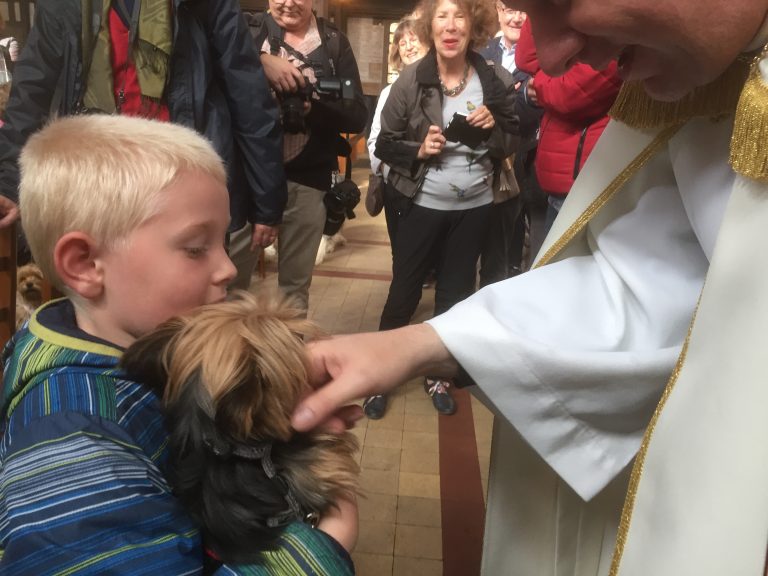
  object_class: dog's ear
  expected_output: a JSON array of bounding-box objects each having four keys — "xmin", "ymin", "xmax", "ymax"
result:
[{"xmin": 120, "ymin": 320, "xmax": 182, "ymax": 394}]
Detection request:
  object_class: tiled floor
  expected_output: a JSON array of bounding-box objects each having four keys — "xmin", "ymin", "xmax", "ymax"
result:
[{"xmin": 249, "ymin": 166, "xmax": 494, "ymax": 576}]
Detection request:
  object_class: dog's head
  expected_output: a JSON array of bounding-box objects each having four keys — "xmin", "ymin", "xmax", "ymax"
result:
[
  {"xmin": 122, "ymin": 291, "xmax": 319, "ymax": 443},
  {"xmin": 121, "ymin": 292, "xmax": 358, "ymax": 562},
  {"xmin": 16, "ymin": 263, "xmax": 44, "ymax": 307}
]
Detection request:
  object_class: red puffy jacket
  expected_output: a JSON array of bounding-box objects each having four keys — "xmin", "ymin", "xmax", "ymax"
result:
[{"xmin": 516, "ymin": 20, "xmax": 622, "ymax": 196}]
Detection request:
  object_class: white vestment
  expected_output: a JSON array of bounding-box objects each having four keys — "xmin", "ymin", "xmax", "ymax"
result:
[{"xmin": 428, "ymin": 49, "xmax": 768, "ymax": 576}]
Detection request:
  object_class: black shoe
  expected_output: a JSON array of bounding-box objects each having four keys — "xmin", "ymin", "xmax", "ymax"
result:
[
  {"xmin": 363, "ymin": 394, "xmax": 388, "ymax": 420},
  {"xmin": 424, "ymin": 378, "xmax": 456, "ymax": 415}
]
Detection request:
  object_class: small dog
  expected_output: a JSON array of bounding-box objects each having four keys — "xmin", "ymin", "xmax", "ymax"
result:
[
  {"xmin": 121, "ymin": 292, "xmax": 359, "ymax": 564},
  {"xmin": 15, "ymin": 263, "xmax": 45, "ymax": 330},
  {"xmin": 263, "ymin": 232, "xmax": 348, "ymax": 266}
]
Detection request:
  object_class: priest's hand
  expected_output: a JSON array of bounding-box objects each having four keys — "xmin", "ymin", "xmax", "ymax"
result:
[{"xmin": 292, "ymin": 324, "xmax": 458, "ymax": 432}]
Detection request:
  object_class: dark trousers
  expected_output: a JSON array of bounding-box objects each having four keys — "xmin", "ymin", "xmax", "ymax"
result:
[
  {"xmin": 379, "ymin": 201, "xmax": 493, "ymax": 331},
  {"xmin": 478, "ymin": 195, "xmax": 526, "ymax": 287}
]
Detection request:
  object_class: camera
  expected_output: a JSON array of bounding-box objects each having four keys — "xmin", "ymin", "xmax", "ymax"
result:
[
  {"xmin": 278, "ymin": 77, "xmax": 356, "ymax": 134},
  {"xmin": 323, "ymin": 179, "xmax": 360, "ymax": 236}
]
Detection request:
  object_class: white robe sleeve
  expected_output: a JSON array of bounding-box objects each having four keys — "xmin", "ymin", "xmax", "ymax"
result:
[{"xmin": 427, "ymin": 117, "xmax": 735, "ymax": 501}]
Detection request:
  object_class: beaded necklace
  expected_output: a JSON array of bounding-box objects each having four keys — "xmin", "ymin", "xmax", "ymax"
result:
[{"xmin": 439, "ymin": 62, "xmax": 470, "ymax": 97}]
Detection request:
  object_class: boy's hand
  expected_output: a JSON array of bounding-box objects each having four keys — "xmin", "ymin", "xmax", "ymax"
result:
[
  {"xmin": 251, "ymin": 224, "xmax": 278, "ymax": 249},
  {"xmin": 0, "ymin": 196, "xmax": 19, "ymax": 228}
]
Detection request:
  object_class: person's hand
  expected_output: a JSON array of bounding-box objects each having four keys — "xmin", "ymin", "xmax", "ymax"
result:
[
  {"xmin": 0, "ymin": 196, "xmax": 19, "ymax": 228},
  {"xmin": 317, "ymin": 496, "xmax": 358, "ymax": 552},
  {"xmin": 526, "ymin": 77, "xmax": 538, "ymax": 105},
  {"xmin": 417, "ymin": 125, "xmax": 446, "ymax": 160},
  {"xmin": 260, "ymin": 53, "xmax": 306, "ymax": 93},
  {"xmin": 251, "ymin": 223, "xmax": 278, "ymax": 250},
  {"xmin": 292, "ymin": 324, "xmax": 458, "ymax": 432},
  {"xmin": 467, "ymin": 105, "xmax": 495, "ymax": 130}
]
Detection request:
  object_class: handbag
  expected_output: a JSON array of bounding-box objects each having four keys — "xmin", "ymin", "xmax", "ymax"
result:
[
  {"xmin": 493, "ymin": 153, "xmax": 520, "ymax": 204},
  {"xmin": 365, "ymin": 173, "xmax": 385, "ymax": 216}
]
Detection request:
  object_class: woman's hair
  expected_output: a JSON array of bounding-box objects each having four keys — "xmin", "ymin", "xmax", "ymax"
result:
[
  {"xmin": 19, "ymin": 115, "xmax": 226, "ymax": 289},
  {"xmin": 414, "ymin": 0, "xmax": 497, "ymax": 52},
  {"xmin": 388, "ymin": 18, "xmax": 419, "ymax": 71}
]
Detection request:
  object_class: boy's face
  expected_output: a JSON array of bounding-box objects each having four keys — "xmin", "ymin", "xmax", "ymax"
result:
[{"xmin": 96, "ymin": 169, "xmax": 236, "ymax": 347}]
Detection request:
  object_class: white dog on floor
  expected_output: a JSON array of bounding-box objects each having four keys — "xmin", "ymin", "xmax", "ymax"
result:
[{"xmin": 263, "ymin": 232, "xmax": 347, "ymax": 266}]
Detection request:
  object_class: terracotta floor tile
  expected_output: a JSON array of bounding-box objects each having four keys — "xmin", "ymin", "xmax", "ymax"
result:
[
  {"xmin": 392, "ymin": 556, "xmax": 442, "ymax": 576},
  {"xmin": 394, "ymin": 524, "xmax": 443, "ymax": 559},
  {"xmin": 358, "ymin": 492, "xmax": 397, "ymax": 523},
  {"xmin": 396, "ymin": 495, "xmax": 442, "ymax": 527},
  {"xmin": 356, "ymin": 520, "xmax": 396, "ymax": 555},
  {"xmin": 398, "ymin": 471, "xmax": 441, "ymax": 499},
  {"xmin": 360, "ymin": 445, "xmax": 401, "ymax": 473},
  {"xmin": 352, "ymin": 552, "xmax": 393, "ymax": 576},
  {"xmin": 400, "ymin": 449, "xmax": 439, "ymax": 475},
  {"xmin": 402, "ymin": 430, "xmax": 439, "ymax": 452},
  {"xmin": 403, "ymin": 411, "xmax": 438, "ymax": 433},
  {"xmin": 364, "ymin": 427, "xmax": 403, "ymax": 450},
  {"xmin": 367, "ymin": 410, "xmax": 405, "ymax": 430},
  {"xmin": 359, "ymin": 467, "xmax": 399, "ymax": 496}
]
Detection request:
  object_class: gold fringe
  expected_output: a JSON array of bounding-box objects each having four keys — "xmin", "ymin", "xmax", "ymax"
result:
[
  {"xmin": 730, "ymin": 47, "xmax": 768, "ymax": 182},
  {"xmin": 610, "ymin": 55, "xmax": 753, "ymax": 130}
]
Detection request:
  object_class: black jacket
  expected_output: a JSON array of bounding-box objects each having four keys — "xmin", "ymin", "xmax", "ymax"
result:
[
  {"xmin": 480, "ymin": 37, "xmax": 541, "ymax": 145},
  {"xmin": 375, "ymin": 49, "xmax": 519, "ymax": 199},
  {"xmin": 0, "ymin": 0, "xmax": 286, "ymax": 229},
  {"xmin": 249, "ymin": 14, "xmax": 368, "ymax": 192}
]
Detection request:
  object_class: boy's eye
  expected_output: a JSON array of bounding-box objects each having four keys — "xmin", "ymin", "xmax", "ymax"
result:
[{"xmin": 185, "ymin": 246, "xmax": 208, "ymax": 259}]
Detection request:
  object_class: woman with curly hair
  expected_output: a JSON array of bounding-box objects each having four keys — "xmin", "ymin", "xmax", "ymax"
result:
[{"xmin": 363, "ymin": 0, "xmax": 519, "ymax": 419}]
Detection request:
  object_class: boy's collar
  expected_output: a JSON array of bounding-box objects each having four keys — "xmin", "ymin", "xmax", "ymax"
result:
[{"xmin": 30, "ymin": 299, "xmax": 124, "ymax": 357}]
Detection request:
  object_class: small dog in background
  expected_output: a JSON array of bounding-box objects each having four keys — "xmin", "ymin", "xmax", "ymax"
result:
[
  {"xmin": 120, "ymin": 292, "xmax": 359, "ymax": 564},
  {"xmin": 15, "ymin": 263, "xmax": 45, "ymax": 330},
  {"xmin": 263, "ymin": 232, "xmax": 348, "ymax": 266}
]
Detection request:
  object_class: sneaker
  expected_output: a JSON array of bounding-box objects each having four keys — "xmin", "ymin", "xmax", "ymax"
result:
[
  {"xmin": 424, "ymin": 378, "xmax": 456, "ymax": 415},
  {"xmin": 363, "ymin": 394, "xmax": 388, "ymax": 420}
]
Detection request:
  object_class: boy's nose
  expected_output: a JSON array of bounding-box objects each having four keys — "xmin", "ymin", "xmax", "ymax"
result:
[{"xmin": 217, "ymin": 251, "xmax": 237, "ymax": 286}]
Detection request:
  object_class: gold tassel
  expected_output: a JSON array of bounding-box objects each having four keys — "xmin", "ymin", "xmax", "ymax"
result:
[
  {"xmin": 610, "ymin": 55, "xmax": 753, "ymax": 130},
  {"xmin": 730, "ymin": 47, "xmax": 768, "ymax": 182}
]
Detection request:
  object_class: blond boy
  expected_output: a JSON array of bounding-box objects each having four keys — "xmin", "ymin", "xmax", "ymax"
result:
[{"xmin": 0, "ymin": 115, "xmax": 355, "ymax": 574}]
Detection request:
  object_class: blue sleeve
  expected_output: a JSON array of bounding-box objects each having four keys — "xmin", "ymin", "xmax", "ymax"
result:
[{"xmin": 0, "ymin": 411, "xmax": 206, "ymax": 575}]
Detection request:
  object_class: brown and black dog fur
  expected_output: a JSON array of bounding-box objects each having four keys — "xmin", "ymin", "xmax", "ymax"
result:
[{"xmin": 121, "ymin": 292, "xmax": 358, "ymax": 563}]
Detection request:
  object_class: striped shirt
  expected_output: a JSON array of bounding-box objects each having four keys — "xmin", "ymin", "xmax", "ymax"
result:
[{"xmin": 0, "ymin": 300, "xmax": 353, "ymax": 575}]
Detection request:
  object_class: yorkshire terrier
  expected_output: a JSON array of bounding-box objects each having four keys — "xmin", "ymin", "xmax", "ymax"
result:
[
  {"xmin": 15, "ymin": 263, "xmax": 44, "ymax": 330},
  {"xmin": 120, "ymin": 292, "xmax": 359, "ymax": 564}
]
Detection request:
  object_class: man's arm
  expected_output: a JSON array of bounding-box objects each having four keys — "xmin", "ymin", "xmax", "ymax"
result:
[
  {"xmin": 0, "ymin": 3, "xmax": 67, "ymax": 226},
  {"xmin": 207, "ymin": 0, "xmax": 287, "ymax": 228}
]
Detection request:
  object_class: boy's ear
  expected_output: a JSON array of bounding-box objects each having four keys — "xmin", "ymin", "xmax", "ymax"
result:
[{"xmin": 53, "ymin": 231, "xmax": 104, "ymax": 299}]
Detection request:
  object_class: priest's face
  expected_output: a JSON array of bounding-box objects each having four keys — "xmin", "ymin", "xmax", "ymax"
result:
[{"xmin": 506, "ymin": 0, "xmax": 768, "ymax": 101}]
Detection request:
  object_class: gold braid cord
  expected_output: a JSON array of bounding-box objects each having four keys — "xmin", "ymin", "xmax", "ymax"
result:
[{"xmin": 730, "ymin": 45, "xmax": 768, "ymax": 182}]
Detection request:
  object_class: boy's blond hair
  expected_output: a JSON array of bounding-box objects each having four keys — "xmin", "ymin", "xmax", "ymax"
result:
[{"xmin": 19, "ymin": 115, "xmax": 227, "ymax": 290}]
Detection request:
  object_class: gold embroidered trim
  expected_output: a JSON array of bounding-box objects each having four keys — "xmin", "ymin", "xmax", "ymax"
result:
[
  {"xmin": 535, "ymin": 124, "xmax": 683, "ymax": 268},
  {"xmin": 610, "ymin": 55, "xmax": 753, "ymax": 130},
  {"xmin": 730, "ymin": 45, "xmax": 768, "ymax": 182},
  {"xmin": 608, "ymin": 295, "xmax": 702, "ymax": 576}
]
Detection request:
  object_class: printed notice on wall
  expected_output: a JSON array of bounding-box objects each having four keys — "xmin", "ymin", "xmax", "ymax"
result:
[{"xmin": 346, "ymin": 17, "xmax": 386, "ymax": 95}]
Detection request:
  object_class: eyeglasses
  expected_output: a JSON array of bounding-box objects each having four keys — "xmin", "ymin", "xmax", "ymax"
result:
[{"xmin": 497, "ymin": 6, "xmax": 525, "ymax": 16}]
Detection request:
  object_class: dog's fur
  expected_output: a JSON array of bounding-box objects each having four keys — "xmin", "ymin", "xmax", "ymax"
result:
[
  {"xmin": 15, "ymin": 263, "xmax": 44, "ymax": 330},
  {"xmin": 120, "ymin": 292, "xmax": 359, "ymax": 563}
]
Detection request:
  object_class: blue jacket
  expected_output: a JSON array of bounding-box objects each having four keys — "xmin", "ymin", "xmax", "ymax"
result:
[
  {"xmin": 0, "ymin": 300, "xmax": 354, "ymax": 574},
  {"xmin": 0, "ymin": 0, "xmax": 286, "ymax": 229}
]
